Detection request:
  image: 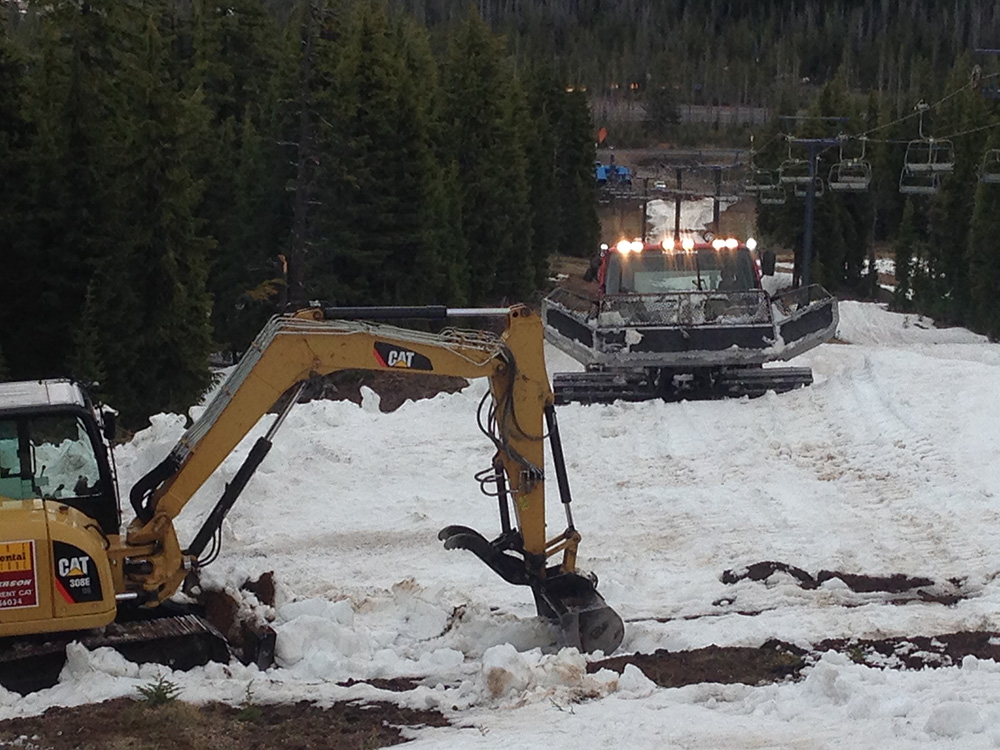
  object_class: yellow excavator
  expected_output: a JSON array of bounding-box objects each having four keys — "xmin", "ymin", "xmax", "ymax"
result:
[{"xmin": 0, "ymin": 304, "xmax": 623, "ymax": 690}]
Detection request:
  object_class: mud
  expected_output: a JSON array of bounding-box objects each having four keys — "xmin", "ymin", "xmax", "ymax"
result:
[
  {"xmin": 721, "ymin": 560, "xmax": 968, "ymax": 606},
  {"xmin": 0, "ymin": 697, "xmax": 449, "ymax": 750},
  {"xmin": 591, "ymin": 631, "xmax": 1000, "ymax": 689}
]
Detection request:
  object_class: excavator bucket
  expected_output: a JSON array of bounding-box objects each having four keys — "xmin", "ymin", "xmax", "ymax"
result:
[
  {"xmin": 533, "ymin": 572, "xmax": 625, "ymax": 654},
  {"xmin": 440, "ymin": 526, "xmax": 624, "ymax": 653}
]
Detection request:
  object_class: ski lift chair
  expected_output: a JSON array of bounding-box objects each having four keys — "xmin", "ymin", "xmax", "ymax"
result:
[
  {"xmin": 793, "ymin": 176, "xmax": 824, "ymax": 198},
  {"xmin": 899, "ymin": 166, "xmax": 940, "ymax": 195},
  {"xmin": 758, "ymin": 185, "xmax": 787, "ymax": 205},
  {"xmin": 743, "ymin": 168, "xmax": 778, "ymax": 194},
  {"xmin": 978, "ymin": 149, "xmax": 1000, "ymax": 184},
  {"xmin": 778, "ymin": 158, "xmax": 813, "ymax": 184},
  {"xmin": 828, "ymin": 161, "xmax": 872, "ymax": 192},
  {"xmin": 827, "ymin": 136, "xmax": 872, "ymax": 192},
  {"xmin": 904, "ymin": 138, "xmax": 955, "ymax": 173}
]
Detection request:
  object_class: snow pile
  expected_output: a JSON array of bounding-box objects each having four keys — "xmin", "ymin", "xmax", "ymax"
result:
[{"xmin": 836, "ymin": 300, "xmax": 988, "ymax": 346}]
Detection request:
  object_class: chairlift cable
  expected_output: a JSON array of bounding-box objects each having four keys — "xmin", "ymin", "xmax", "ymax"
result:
[{"xmin": 854, "ymin": 75, "xmax": 995, "ymax": 140}]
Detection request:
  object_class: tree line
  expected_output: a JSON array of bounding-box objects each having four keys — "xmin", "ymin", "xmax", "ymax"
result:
[
  {"xmin": 0, "ymin": 0, "xmax": 598, "ymax": 427},
  {"xmin": 389, "ymin": 1, "xmax": 1000, "ymax": 118},
  {"xmin": 3, "ymin": 0, "xmax": 999, "ymax": 429}
]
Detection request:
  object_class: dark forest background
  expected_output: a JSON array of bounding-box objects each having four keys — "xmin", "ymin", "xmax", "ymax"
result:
[{"xmin": 1, "ymin": 0, "xmax": 999, "ymax": 426}]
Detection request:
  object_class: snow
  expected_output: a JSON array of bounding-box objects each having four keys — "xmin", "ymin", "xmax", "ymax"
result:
[
  {"xmin": 5, "ymin": 300, "xmax": 1000, "ymax": 748},
  {"xmin": 646, "ymin": 197, "xmax": 734, "ymax": 241}
]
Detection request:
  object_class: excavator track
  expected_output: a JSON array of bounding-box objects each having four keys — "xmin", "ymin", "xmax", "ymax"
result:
[
  {"xmin": 713, "ymin": 366, "xmax": 813, "ymax": 398},
  {"xmin": 0, "ymin": 614, "xmax": 231, "ymax": 695},
  {"xmin": 552, "ymin": 371, "xmax": 658, "ymax": 405}
]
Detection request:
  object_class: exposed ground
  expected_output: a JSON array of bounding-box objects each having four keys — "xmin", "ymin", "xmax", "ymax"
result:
[
  {"xmin": 6, "ymin": 618, "xmax": 1000, "ymax": 748},
  {"xmin": 0, "ymin": 697, "xmax": 449, "ymax": 749}
]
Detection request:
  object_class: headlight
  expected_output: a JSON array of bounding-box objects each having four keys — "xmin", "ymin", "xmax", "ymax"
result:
[
  {"xmin": 616, "ymin": 239, "xmax": 632, "ymax": 254},
  {"xmin": 746, "ymin": 237, "xmax": 757, "ymax": 251}
]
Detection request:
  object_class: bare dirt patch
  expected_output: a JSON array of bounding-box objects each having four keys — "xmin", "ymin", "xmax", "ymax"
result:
[
  {"xmin": 0, "ymin": 697, "xmax": 450, "ymax": 750},
  {"xmin": 297, "ymin": 370, "xmax": 469, "ymax": 413},
  {"xmin": 591, "ymin": 639, "xmax": 806, "ymax": 687},
  {"xmin": 720, "ymin": 560, "xmax": 967, "ymax": 605},
  {"xmin": 591, "ymin": 631, "xmax": 1000, "ymax": 690}
]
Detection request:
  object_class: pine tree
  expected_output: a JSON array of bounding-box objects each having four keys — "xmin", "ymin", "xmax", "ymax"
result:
[
  {"xmin": 308, "ymin": 1, "xmax": 415, "ymax": 304},
  {"xmin": 966, "ymin": 131, "xmax": 1000, "ymax": 338},
  {"xmin": 893, "ymin": 198, "xmax": 918, "ymax": 312},
  {"xmin": 555, "ymin": 88, "xmax": 600, "ymax": 260},
  {"xmin": 113, "ymin": 15, "xmax": 215, "ymax": 423},
  {"xmin": 440, "ymin": 9, "xmax": 532, "ymax": 303},
  {"xmin": 0, "ymin": 29, "xmax": 32, "ymax": 375},
  {"xmin": 393, "ymin": 11, "xmax": 465, "ymax": 304},
  {"xmin": 522, "ymin": 66, "xmax": 562, "ymax": 286},
  {"xmin": 181, "ymin": 0, "xmax": 285, "ymax": 355},
  {"xmin": 8, "ymin": 0, "xmax": 130, "ymax": 380},
  {"xmin": 61, "ymin": 8, "xmax": 215, "ymax": 426}
]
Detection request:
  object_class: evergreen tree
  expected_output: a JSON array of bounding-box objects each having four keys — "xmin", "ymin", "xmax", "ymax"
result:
[
  {"xmin": 922, "ymin": 62, "xmax": 988, "ymax": 324},
  {"xmin": 74, "ymin": 13, "xmax": 215, "ymax": 425},
  {"xmin": 966, "ymin": 132, "xmax": 1000, "ymax": 338},
  {"xmin": 440, "ymin": 9, "xmax": 532, "ymax": 303},
  {"xmin": 182, "ymin": 0, "xmax": 285, "ymax": 355},
  {"xmin": 522, "ymin": 66, "xmax": 563, "ymax": 286},
  {"xmin": 554, "ymin": 88, "xmax": 600, "ymax": 260},
  {"xmin": 308, "ymin": 1, "xmax": 426, "ymax": 304},
  {"xmin": 0, "ymin": 29, "xmax": 31, "ymax": 372},
  {"xmin": 393, "ymin": 11, "xmax": 466, "ymax": 304},
  {"xmin": 8, "ymin": 0, "xmax": 130, "ymax": 380},
  {"xmin": 893, "ymin": 198, "xmax": 918, "ymax": 312}
]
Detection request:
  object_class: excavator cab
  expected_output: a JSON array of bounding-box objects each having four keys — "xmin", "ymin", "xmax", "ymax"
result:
[{"xmin": 0, "ymin": 381, "xmax": 119, "ymax": 535}]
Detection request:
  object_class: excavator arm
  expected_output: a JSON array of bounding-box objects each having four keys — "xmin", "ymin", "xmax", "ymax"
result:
[{"xmin": 120, "ymin": 305, "xmax": 624, "ymax": 653}]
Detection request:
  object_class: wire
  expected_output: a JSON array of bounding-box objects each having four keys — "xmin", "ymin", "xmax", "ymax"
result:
[{"xmin": 757, "ymin": 72, "xmax": 1000, "ymax": 155}]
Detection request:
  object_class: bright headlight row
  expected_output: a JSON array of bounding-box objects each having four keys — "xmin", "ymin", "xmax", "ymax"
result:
[{"xmin": 613, "ymin": 237, "xmax": 758, "ymax": 254}]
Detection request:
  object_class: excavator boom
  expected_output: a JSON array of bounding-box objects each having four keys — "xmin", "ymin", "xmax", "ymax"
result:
[
  {"xmin": 0, "ymin": 306, "xmax": 625, "ymax": 694},
  {"xmin": 123, "ymin": 304, "xmax": 623, "ymax": 653}
]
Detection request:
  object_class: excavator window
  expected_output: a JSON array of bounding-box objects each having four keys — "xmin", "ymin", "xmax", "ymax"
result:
[{"xmin": 0, "ymin": 414, "xmax": 108, "ymax": 510}]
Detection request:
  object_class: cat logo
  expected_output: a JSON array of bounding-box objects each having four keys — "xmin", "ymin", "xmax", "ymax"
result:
[
  {"xmin": 57, "ymin": 557, "xmax": 89, "ymax": 578},
  {"xmin": 53, "ymin": 542, "xmax": 102, "ymax": 604},
  {"xmin": 373, "ymin": 342, "xmax": 433, "ymax": 371}
]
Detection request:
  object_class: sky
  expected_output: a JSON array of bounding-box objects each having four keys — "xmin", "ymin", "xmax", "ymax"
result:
[{"xmin": 3, "ymin": 201, "xmax": 1000, "ymax": 747}]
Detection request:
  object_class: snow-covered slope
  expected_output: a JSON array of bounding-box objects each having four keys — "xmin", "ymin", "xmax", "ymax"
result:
[{"xmin": 6, "ymin": 301, "xmax": 1000, "ymax": 748}]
